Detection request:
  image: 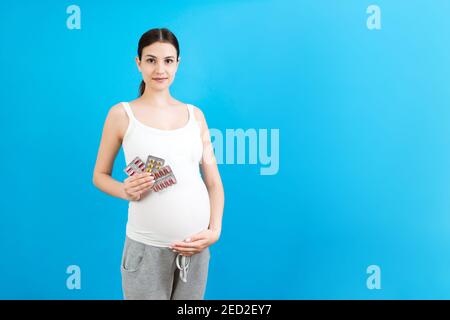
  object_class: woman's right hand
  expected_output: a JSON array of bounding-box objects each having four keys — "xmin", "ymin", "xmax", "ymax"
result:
[{"xmin": 123, "ymin": 172, "xmax": 155, "ymax": 201}]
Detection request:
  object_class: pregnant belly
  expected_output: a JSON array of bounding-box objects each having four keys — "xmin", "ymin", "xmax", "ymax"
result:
[{"xmin": 127, "ymin": 176, "xmax": 211, "ymax": 245}]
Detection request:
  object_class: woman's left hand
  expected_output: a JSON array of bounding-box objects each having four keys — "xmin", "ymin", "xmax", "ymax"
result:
[{"xmin": 169, "ymin": 229, "xmax": 220, "ymax": 257}]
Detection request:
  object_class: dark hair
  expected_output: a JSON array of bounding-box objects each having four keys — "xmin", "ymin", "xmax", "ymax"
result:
[{"xmin": 137, "ymin": 28, "xmax": 180, "ymax": 96}]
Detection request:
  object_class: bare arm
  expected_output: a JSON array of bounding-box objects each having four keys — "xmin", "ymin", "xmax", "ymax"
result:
[
  {"xmin": 193, "ymin": 107, "xmax": 225, "ymax": 240},
  {"xmin": 92, "ymin": 104, "xmax": 129, "ymax": 199},
  {"xmin": 92, "ymin": 104, "xmax": 165, "ymax": 201}
]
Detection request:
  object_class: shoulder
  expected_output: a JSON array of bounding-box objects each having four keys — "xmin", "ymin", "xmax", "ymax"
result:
[
  {"xmin": 189, "ymin": 104, "xmax": 211, "ymax": 137},
  {"xmin": 189, "ymin": 104, "xmax": 206, "ymax": 123},
  {"xmin": 109, "ymin": 101, "xmax": 127, "ymax": 115},
  {"xmin": 105, "ymin": 102, "xmax": 128, "ymax": 140},
  {"xmin": 107, "ymin": 102, "xmax": 128, "ymax": 125}
]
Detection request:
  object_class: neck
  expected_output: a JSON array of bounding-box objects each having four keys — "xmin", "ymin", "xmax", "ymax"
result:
[{"xmin": 140, "ymin": 87, "xmax": 173, "ymax": 108}]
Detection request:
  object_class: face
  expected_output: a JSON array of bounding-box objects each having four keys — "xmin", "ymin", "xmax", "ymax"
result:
[{"xmin": 136, "ymin": 42, "xmax": 180, "ymax": 92}]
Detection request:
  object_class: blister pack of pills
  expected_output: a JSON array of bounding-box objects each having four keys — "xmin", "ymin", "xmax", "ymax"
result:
[
  {"xmin": 124, "ymin": 154, "xmax": 177, "ymax": 192},
  {"xmin": 123, "ymin": 156, "xmax": 146, "ymax": 176},
  {"xmin": 151, "ymin": 165, "xmax": 177, "ymax": 192},
  {"xmin": 144, "ymin": 155, "xmax": 165, "ymax": 173}
]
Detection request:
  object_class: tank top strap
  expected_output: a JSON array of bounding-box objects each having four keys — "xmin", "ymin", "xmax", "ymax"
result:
[
  {"xmin": 187, "ymin": 104, "xmax": 201, "ymax": 132},
  {"xmin": 187, "ymin": 104, "xmax": 194, "ymax": 121},
  {"xmin": 122, "ymin": 102, "xmax": 136, "ymax": 123},
  {"xmin": 188, "ymin": 104, "xmax": 198, "ymax": 126}
]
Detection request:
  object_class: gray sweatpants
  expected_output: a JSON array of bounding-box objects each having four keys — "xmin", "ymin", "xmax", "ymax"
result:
[{"xmin": 120, "ymin": 236, "xmax": 210, "ymax": 300}]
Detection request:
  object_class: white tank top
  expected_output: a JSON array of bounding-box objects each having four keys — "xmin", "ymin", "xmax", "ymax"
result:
[{"xmin": 121, "ymin": 102, "xmax": 211, "ymax": 248}]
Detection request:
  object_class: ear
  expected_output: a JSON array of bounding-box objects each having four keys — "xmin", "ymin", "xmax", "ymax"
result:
[{"xmin": 135, "ymin": 56, "xmax": 142, "ymax": 72}]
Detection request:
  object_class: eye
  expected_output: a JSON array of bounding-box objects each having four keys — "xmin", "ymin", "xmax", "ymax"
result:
[
  {"xmin": 166, "ymin": 59, "xmax": 174, "ymax": 64},
  {"xmin": 146, "ymin": 58, "xmax": 155, "ymax": 63}
]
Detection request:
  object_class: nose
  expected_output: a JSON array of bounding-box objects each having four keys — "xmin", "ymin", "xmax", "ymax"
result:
[{"xmin": 155, "ymin": 61, "xmax": 165, "ymax": 73}]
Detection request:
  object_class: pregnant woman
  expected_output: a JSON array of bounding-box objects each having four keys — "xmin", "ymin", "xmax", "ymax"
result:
[{"xmin": 92, "ymin": 28, "xmax": 225, "ymax": 300}]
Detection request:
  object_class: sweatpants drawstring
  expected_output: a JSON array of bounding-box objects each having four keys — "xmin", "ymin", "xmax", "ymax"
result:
[{"xmin": 176, "ymin": 253, "xmax": 190, "ymax": 283}]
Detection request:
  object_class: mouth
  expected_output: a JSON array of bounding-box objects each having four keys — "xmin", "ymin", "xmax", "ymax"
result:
[{"xmin": 152, "ymin": 78, "xmax": 168, "ymax": 82}]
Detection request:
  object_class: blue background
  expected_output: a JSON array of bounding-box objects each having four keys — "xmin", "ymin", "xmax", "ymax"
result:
[{"xmin": 1, "ymin": 0, "xmax": 450, "ymax": 299}]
